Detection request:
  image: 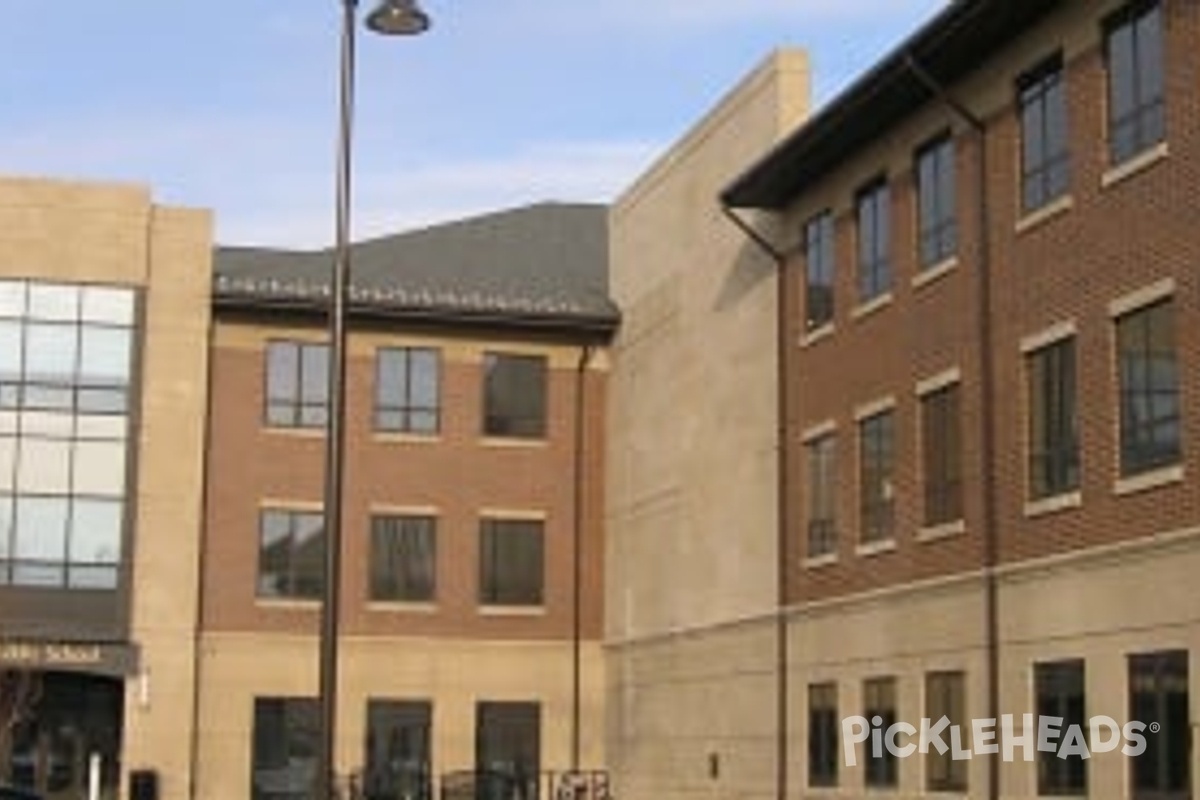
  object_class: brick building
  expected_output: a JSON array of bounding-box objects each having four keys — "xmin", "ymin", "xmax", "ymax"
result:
[
  {"xmin": 720, "ymin": 0, "xmax": 1200, "ymax": 797},
  {"xmin": 194, "ymin": 203, "xmax": 615, "ymax": 800},
  {"xmin": 0, "ymin": 177, "xmax": 211, "ymax": 800},
  {"xmin": 0, "ymin": 190, "xmax": 614, "ymax": 800}
]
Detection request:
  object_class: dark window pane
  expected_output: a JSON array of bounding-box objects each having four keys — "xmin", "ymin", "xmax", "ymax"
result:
[
  {"xmin": 917, "ymin": 137, "xmax": 956, "ymax": 267},
  {"xmin": 1128, "ymin": 650, "xmax": 1189, "ymax": 796},
  {"xmin": 1107, "ymin": 2, "xmax": 1166, "ymax": 164},
  {"xmin": 252, "ymin": 698, "xmax": 319, "ymax": 800},
  {"xmin": 856, "ymin": 181, "xmax": 891, "ymax": 302},
  {"xmin": 806, "ymin": 435, "xmax": 837, "ymax": 558},
  {"xmin": 1117, "ymin": 299, "xmax": 1179, "ymax": 475},
  {"xmin": 804, "ymin": 212, "xmax": 835, "ymax": 330},
  {"xmin": 483, "ymin": 354, "xmax": 547, "ymax": 438},
  {"xmin": 370, "ymin": 516, "xmax": 437, "ymax": 603},
  {"xmin": 863, "ymin": 677, "xmax": 898, "ymax": 787},
  {"xmin": 1027, "ymin": 339, "xmax": 1079, "ymax": 499},
  {"xmin": 1036, "ymin": 660, "xmax": 1087, "ymax": 795},
  {"xmin": 258, "ymin": 509, "xmax": 324, "ymax": 599},
  {"xmin": 479, "ymin": 519, "xmax": 544, "ymax": 606},
  {"xmin": 859, "ymin": 411, "xmax": 895, "ymax": 544},
  {"xmin": 807, "ymin": 683, "xmax": 838, "ymax": 788},
  {"xmin": 476, "ymin": 701, "xmax": 541, "ymax": 800},
  {"xmin": 926, "ymin": 671, "xmax": 967, "ymax": 792},
  {"xmin": 1019, "ymin": 54, "xmax": 1070, "ymax": 211},
  {"xmin": 365, "ymin": 700, "xmax": 433, "ymax": 800},
  {"xmin": 922, "ymin": 384, "xmax": 963, "ymax": 526}
]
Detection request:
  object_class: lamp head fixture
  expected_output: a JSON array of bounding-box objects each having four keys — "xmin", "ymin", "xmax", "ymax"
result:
[{"xmin": 365, "ymin": 0, "xmax": 431, "ymax": 36}]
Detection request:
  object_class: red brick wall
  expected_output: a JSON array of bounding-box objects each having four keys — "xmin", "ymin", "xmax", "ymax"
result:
[
  {"xmin": 784, "ymin": 0, "xmax": 1200, "ymax": 605},
  {"xmin": 200, "ymin": 322, "xmax": 607, "ymax": 642}
]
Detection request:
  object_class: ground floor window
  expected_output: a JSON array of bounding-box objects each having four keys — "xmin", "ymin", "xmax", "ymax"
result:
[
  {"xmin": 364, "ymin": 699, "xmax": 432, "ymax": 800},
  {"xmin": 475, "ymin": 701, "xmax": 540, "ymax": 800},
  {"xmin": 1129, "ymin": 649, "xmax": 1189, "ymax": 799},
  {"xmin": 251, "ymin": 697, "xmax": 318, "ymax": 800},
  {"xmin": 0, "ymin": 670, "xmax": 123, "ymax": 800},
  {"xmin": 1035, "ymin": 659, "xmax": 1086, "ymax": 795}
]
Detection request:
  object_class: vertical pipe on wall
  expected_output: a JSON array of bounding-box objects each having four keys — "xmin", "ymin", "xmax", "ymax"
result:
[
  {"xmin": 571, "ymin": 344, "xmax": 594, "ymax": 772},
  {"xmin": 905, "ymin": 54, "xmax": 1000, "ymax": 800},
  {"xmin": 719, "ymin": 204, "xmax": 789, "ymax": 800}
]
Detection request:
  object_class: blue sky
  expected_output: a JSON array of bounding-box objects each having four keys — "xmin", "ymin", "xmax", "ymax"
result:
[{"xmin": 0, "ymin": 1, "xmax": 945, "ymax": 247}]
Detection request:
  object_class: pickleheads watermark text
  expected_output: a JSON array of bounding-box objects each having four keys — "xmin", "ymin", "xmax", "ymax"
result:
[{"xmin": 841, "ymin": 715, "xmax": 1156, "ymax": 766}]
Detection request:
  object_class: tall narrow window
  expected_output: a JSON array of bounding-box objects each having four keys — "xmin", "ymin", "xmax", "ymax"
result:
[
  {"xmin": 921, "ymin": 382, "xmax": 963, "ymax": 526},
  {"xmin": 376, "ymin": 347, "xmax": 440, "ymax": 434},
  {"xmin": 1129, "ymin": 650, "xmax": 1189, "ymax": 798},
  {"xmin": 858, "ymin": 409, "xmax": 895, "ymax": 544},
  {"xmin": 265, "ymin": 340, "xmax": 328, "ymax": 428},
  {"xmin": 916, "ymin": 135, "xmax": 956, "ymax": 267},
  {"xmin": 1036, "ymin": 660, "xmax": 1087, "ymax": 796},
  {"xmin": 258, "ymin": 508, "xmax": 324, "ymax": 600},
  {"xmin": 925, "ymin": 671, "xmax": 967, "ymax": 793},
  {"xmin": 1116, "ymin": 299, "xmax": 1180, "ymax": 475},
  {"xmin": 365, "ymin": 700, "xmax": 433, "ymax": 800},
  {"xmin": 476, "ymin": 702, "xmax": 541, "ymax": 800},
  {"xmin": 483, "ymin": 353, "xmax": 547, "ymax": 438},
  {"xmin": 1019, "ymin": 54, "xmax": 1070, "ymax": 212},
  {"xmin": 1106, "ymin": 1, "xmax": 1165, "ymax": 165},
  {"xmin": 863, "ymin": 677, "xmax": 898, "ymax": 788},
  {"xmin": 805, "ymin": 433, "xmax": 837, "ymax": 558},
  {"xmin": 807, "ymin": 682, "xmax": 838, "ymax": 788},
  {"xmin": 1027, "ymin": 338, "xmax": 1079, "ymax": 499},
  {"xmin": 479, "ymin": 518, "xmax": 544, "ymax": 606},
  {"xmin": 856, "ymin": 179, "xmax": 891, "ymax": 303},
  {"xmin": 251, "ymin": 697, "xmax": 319, "ymax": 800},
  {"xmin": 804, "ymin": 211, "xmax": 835, "ymax": 331},
  {"xmin": 370, "ymin": 515, "xmax": 436, "ymax": 603}
]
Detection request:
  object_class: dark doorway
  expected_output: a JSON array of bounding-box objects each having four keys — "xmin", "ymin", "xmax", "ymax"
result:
[
  {"xmin": 475, "ymin": 702, "xmax": 540, "ymax": 800},
  {"xmin": 364, "ymin": 700, "xmax": 432, "ymax": 800},
  {"xmin": 1, "ymin": 672, "xmax": 123, "ymax": 800}
]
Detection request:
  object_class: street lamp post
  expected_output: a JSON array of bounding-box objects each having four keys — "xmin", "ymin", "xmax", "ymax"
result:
[{"xmin": 319, "ymin": 2, "xmax": 430, "ymax": 799}]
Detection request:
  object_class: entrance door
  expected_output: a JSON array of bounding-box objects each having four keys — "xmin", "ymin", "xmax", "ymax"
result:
[
  {"xmin": 475, "ymin": 702, "xmax": 540, "ymax": 800},
  {"xmin": 1, "ymin": 672, "xmax": 123, "ymax": 800}
]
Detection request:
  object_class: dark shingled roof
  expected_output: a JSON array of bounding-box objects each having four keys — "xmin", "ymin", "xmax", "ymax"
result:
[
  {"xmin": 213, "ymin": 202, "xmax": 617, "ymax": 336},
  {"xmin": 721, "ymin": 0, "xmax": 1062, "ymax": 209}
]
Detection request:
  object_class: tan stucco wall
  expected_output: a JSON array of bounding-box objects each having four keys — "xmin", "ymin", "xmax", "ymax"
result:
[
  {"xmin": 604, "ymin": 50, "xmax": 810, "ymax": 800},
  {"xmin": 607, "ymin": 620, "xmax": 778, "ymax": 800},
  {"xmin": 0, "ymin": 176, "xmax": 213, "ymax": 800},
  {"xmin": 784, "ymin": 527, "xmax": 1200, "ymax": 798},
  {"xmin": 194, "ymin": 634, "xmax": 606, "ymax": 800},
  {"xmin": 606, "ymin": 47, "xmax": 809, "ymax": 641}
]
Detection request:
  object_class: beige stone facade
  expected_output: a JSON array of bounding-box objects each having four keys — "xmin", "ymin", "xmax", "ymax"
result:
[
  {"xmin": 194, "ymin": 636, "xmax": 605, "ymax": 800},
  {"xmin": 0, "ymin": 176, "xmax": 213, "ymax": 800},
  {"xmin": 605, "ymin": 50, "xmax": 810, "ymax": 800},
  {"xmin": 716, "ymin": 1, "xmax": 1200, "ymax": 798}
]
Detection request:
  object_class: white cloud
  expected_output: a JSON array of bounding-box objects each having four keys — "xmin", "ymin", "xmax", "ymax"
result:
[
  {"xmin": 218, "ymin": 139, "xmax": 663, "ymax": 247},
  {"xmin": 0, "ymin": 110, "xmax": 659, "ymax": 247}
]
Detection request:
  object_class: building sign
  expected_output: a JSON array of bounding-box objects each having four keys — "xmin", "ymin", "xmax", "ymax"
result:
[{"xmin": 0, "ymin": 640, "xmax": 139, "ymax": 677}]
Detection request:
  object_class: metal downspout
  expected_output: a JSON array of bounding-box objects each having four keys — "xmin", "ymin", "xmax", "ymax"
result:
[
  {"xmin": 572, "ymin": 344, "xmax": 594, "ymax": 772},
  {"xmin": 720, "ymin": 204, "xmax": 789, "ymax": 800}
]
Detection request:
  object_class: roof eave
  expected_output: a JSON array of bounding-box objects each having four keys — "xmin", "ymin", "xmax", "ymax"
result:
[
  {"xmin": 721, "ymin": 0, "xmax": 1058, "ymax": 210},
  {"xmin": 212, "ymin": 293, "xmax": 621, "ymax": 341}
]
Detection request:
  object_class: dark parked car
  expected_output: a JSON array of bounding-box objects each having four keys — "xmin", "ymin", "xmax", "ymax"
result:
[{"xmin": 0, "ymin": 786, "xmax": 42, "ymax": 800}]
